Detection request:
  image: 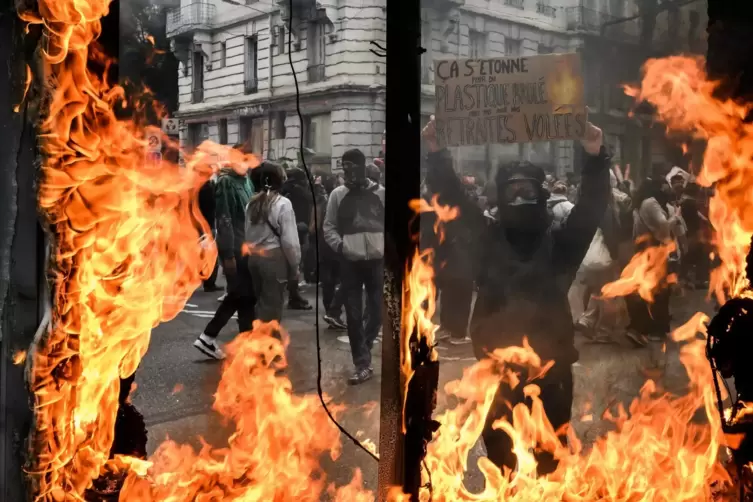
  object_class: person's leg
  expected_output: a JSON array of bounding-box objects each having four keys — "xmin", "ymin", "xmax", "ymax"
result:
[
  {"xmin": 203, "ymin": 294, "xmax": 239, "ymax": 339},
  {"xmin": 624, "ymin": 293, "xmax": 650, "ymax": 346},
  {"xmin": 363, "ymin": 259, "xmax": 384, "ymax": 349},
  {"xmin": 203, "ymin": 253, "xmax": 220, "ymax": 291},
  {"xmin": 532, "ymin": 365, "xmax": 573, "ymax": 475},
  {"xmin": 567, "ymin": 266, "xmax": 589, "ymax": 325},
  {"xmin": 342, "ymin": 260, "xmax": 371, "ymax": 384},
  {"xmin": 647, "ymin": 285, "xmax": 671, "ymax": 340},
  {"xmin": 438, "ymin": 276, "xmax": 472, "ymax": 340},
  {"xmin": 482, "ymin": 381, "xmax": 521, "ymax": 472}
]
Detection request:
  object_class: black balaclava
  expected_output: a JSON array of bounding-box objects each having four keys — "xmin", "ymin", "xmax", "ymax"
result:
[
  {"xmin": 495, "ymin": 161, "xmax": 550, "ymax": 232},
  {"xmin": 342, "ymin": 148, "xmax": 368, "ymax": 190}
]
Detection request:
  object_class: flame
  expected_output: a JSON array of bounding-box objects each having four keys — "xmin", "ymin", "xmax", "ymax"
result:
[
  {"xmin": 17, "ymin": 0, "xmax": 749, "ymax": 496},
  {"xmin": 17, "ymin": 0, "xmax": 260, "ymax": 497},
  {"xmin": 13, "ymin": 64, "xmax": 33, "ymax": 113},
  {"xmin": 601, "ymin": 239, "xmax": 678, "ymax": 302},
  {"xmin": 548, "ymin": 59, "xmax": 584, "ymax": 110},
  {"xmin": 626, "ymin": 56, "xmax": 753, "ymax": 302},
  {"xmin": 13, "ymin": 349, "xmax": 27, "ymax": 366},
  {"xmin": 409, "ymin": 195, "xmax": 459, "ymax": 244},
  {"xmin": 120, "ymin": 322, "xmax": 373, "ymax": 501}
]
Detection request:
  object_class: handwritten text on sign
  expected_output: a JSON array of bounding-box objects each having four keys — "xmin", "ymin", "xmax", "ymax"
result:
[{"xmin": 434, "ymin": 53, "xmax": 586, "ymax": 147}]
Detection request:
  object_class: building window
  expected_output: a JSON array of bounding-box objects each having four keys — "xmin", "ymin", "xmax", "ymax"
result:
[
  {"xmin": 191, "ymin": 51, "xmax": 204, "ymax": 103},
  {"xmin": 302, "ymin": 113, "xmax": 331, "ymax": 155},
  {"xmin": 307, "ymin": 21, "xmax": 326, "ymax": 83},
  {"xmin": 218, "ymin": 119, "xmax": 228, "ymax": 144},
  {"xmin": 504, "ymin": 38, "xmax": 521, "ymax": 57},
  {"xmin": 218, "ymin": 42, "xmax": 226, "ymax": 69},
  {"xmin": 276, "ymin": 26, "xmax": 286, "ymax": 55},
  {"xmin": 274, "ymin": 111, "xmax": 287, "ymax": 139},
  {"xmin": 244, "ymin": 36, "xmax": 258, "ymax": 94},
  {"xmin": 469, "ymin": 30, "xmax": 487, "ymax": 58},
  {"xmin": 187, "ymin": 122, "xmax": 209, "ymax": 152},
  {"xmin": 239, "ymin": 117, "xmax": 264, "ymax": 155},
  {"xmin": 536, "ymin": 0, "xmax": 556, "ymax": 18}
]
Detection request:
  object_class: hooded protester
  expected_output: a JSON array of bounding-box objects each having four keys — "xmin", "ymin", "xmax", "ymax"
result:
[
  {"xmin": 246, "ymin": 162, "xmax": 301, "ymax": 322},
  {"xmin": 422, "ymin": 116, "xmax": 609, "ymax": 475},
  {"xmin": 318, "ymin": 173, "xmax": 347, "ymax": 330},
  {"xmin": 324, "ymin": 148, "xmax": 385, "ymax": 385},
  {"xmin": 194, "ymin": 151, "xmax": 255, "ymax": 360},
  {"xmin": 281, "ymin": 167, "xmax": 314, "ymax": 310},
  {"xmin": 625, "ymin": 177, "xmax": 686, "ymax": 347}
]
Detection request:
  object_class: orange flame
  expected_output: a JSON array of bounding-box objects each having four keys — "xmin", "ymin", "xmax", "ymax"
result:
[
  {"xmin": 13, "ymin": 349, "xmax": 27, "ymax": 366},
  {"xmin": 20, "ymin": 0, "xmax": 237, "ymax": 497},
  {"xmin": 120, "ymin": 321, "xmax": 374, "ymax": 500},
  {"xmin": 626, "ymin": 56, "xmax": 753, "ymax": 302},
  {"xmin": 601, "ymin": 239, "xmax": 678, "ymax": 302}
]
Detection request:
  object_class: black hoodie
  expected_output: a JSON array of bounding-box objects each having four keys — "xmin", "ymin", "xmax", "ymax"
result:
[{"xmin": 426, "ymin": 147, "xmax": 610, "ymax": 364}]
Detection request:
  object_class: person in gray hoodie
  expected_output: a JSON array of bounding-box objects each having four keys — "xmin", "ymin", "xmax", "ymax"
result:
[
  {"xmin": 324, "ymin": 149, "xmax": 385, "ymax": 385},
  {"xmin": 245, "ymin": 161, "xmax": 302, "ymax": 323}
]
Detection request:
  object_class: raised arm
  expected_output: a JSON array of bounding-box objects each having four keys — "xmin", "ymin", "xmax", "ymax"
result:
[{"xmin": 554, "ymin": 123, "xmax": 611, "ymax": 273}]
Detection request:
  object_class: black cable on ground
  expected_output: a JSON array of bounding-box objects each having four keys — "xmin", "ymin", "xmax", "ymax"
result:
[{"xmin": 286, "ymin": 2, "xmax": 379, "ymax": 463}]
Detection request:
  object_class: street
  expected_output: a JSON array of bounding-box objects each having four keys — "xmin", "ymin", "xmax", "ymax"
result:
[{"xmin": 130, "ymin": 278, "xmax": 717, "ymax": 494}]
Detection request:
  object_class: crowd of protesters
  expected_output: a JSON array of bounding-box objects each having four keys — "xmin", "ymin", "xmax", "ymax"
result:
[
  {"xmin": 192, "ymin": 126, "xmax": 711, "ymax": 475},
  {"xmin": 195, "ymin": 143, "xmax": 386, "ymax": 386}
]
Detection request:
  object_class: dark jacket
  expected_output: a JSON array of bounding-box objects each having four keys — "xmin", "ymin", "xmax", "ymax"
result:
[
  {"xmin": 215, "ymin": 169, "xmax": 253, "ymax": 262},
  {"xmin": 198, "ymin": 180, "xmax": 216, "ymax": 231},
  {"xmin": 281, "ymin": 179, "xmax": 313, "ymax": 227},
  {"xmin": 426, "ymin": 147, "xmax": 610, "ymax": 364}
]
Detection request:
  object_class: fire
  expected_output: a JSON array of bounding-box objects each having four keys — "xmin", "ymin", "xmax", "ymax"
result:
[
  {"xmin": 120, "ymin": 322, "xmax": 373, "ymax": 501},
  {"xmin": 626, "ymin": 55, "xmax": 753, "ymax": 302},
  {"xmin": 17, "ymin": 0, "xmax": 253, "ymax": 497},
  {"xmin": 601, "ymin": 239, "xmax": 678, "ymax": 302},
  {"xmin": 16, "ymin": 0, "xmax": 749, "ymax": 495}
]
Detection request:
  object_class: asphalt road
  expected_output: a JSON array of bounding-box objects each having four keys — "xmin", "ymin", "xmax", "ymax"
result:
[{"xmin": 130, "ymin": 279, "xmax": 717, "ymax": 495}]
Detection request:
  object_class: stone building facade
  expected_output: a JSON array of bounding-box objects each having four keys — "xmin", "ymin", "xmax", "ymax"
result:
[
  {"xmin": 166, "ymin": 0, "xmax": 706, "ymax": 177},
  {"xmin": 166, "ymin": 0, "xmax": 387, "ymax": 171}
]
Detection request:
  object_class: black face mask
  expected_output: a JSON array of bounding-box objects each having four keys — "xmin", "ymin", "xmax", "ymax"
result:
[{"xmin": 500, "ymin": 203, "xmax": 549, "ymax": 230}]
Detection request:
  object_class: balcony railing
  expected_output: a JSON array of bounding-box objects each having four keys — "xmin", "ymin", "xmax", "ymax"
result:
[
  {"xmin": 505, "ymin": 0, "xmax": 524, "ymax": 9},
  {"xmin": 307, "ymin": 64, "xmax": 325, "ymax": 83},
  {"xmin": 536, "ymin": 3, "xmax": 555, "ymax": 17},
  {"xmin": 191, "ymin": 87, "xmax": 204, "ymax": 103},
  {"xmin": 244, "ymin": 78, "xmax": 258, "ymax": 95},
  {"xmin": 166, "ymin": 2, "xmax": 216, "ymax": 38},
  {"xmin": 565, "ymin": 6, "xmax": 640, "ymax": 43}
]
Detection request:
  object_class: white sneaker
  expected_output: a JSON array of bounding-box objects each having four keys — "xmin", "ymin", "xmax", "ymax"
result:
[
  {"xmin": 449, "ymin": 336, "xmax": 472, "ymax": 346},
  {"xmin": 217, "ymin": 293, "xmax": 227, "ymax": 302},
  {"xmin": 193, "ymin": 333, "xmax": 226, "ymax": 360}
]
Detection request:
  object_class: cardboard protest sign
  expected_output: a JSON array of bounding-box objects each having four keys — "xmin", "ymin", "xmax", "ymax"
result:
[{"xmin": 434, "ymin": 52, "xmax": 586, "ymax": 147}]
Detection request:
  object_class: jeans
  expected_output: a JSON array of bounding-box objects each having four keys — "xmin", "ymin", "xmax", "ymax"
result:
[
  {"xmin": 342, "ymin": 259, "xmax": 383, "ymax": 371},
  {"xmin": 204, "ymin": 256, "xmax": 255, "ymax": 338},
  {"xmin": 437, "ymin": 275, "xmax": 474, "ymax": 339},
  {"xmin": 626, "ymin": 286, "xmax": 671, "ymax": 337},
  {"xmin": 482, "ymin": 364, "xmax": 573, "ymax": 475},
  {"xmin": 321, "ymin": 256, "xmax": 345, "ymax": 317},
  {"xmin": 568, "ymin": 264, "xmax": 619, "ymax": 330},
  {"xmin": 249, "ymin": 248, "xmax": 288, "ymax": 323}
]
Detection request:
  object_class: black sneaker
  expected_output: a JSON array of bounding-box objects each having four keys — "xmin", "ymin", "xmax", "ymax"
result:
[
  {"xmin": 324, "ymin": 314, "xmax": 347, "ymax": 330},
  {"xmin": 625, "ymin": 330, "xmax": 648, "ymax": 348},
  {"xmin": 193, "ymin": 334, "xmax": 226, "ymax": 360},
  {"xmin": 288, "ymin": 299, "xmax": 313, "ymax": 311},
  {"xmin": 348, "ymin": 367, "xmax": 374, "ymax": 386}
]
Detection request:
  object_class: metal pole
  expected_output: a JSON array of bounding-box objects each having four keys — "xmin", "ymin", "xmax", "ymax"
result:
[
  {"xmin": 0, "ymin": 0, "xmax": 45, "ymax": 499},
  {"xmin": 378, "ymin": 0, "xmax": 425, "ymax": 499}
]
